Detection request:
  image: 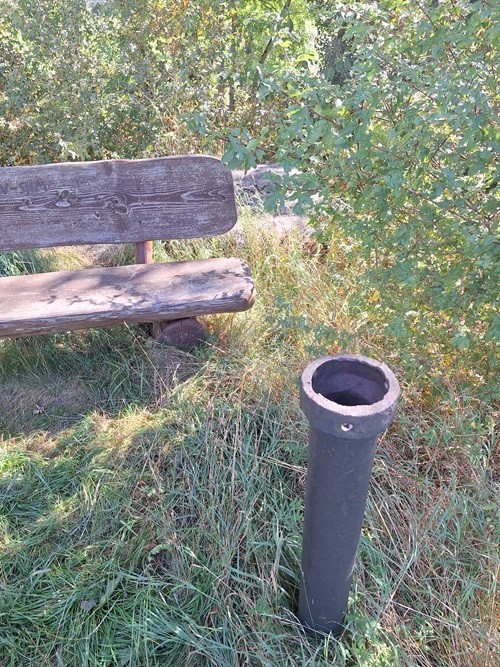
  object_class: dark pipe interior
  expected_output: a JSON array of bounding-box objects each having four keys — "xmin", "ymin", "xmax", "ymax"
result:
[
  {"xmin": 323, "ymin": 390, "xmax": 371, "ymax": 406},
  {"xmin": 312, "ymin": 359, "xmax": 388, "ymax": 407}
]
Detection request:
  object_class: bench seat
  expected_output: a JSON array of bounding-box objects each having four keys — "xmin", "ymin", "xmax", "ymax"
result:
[
  {"xmin": 0, "ymin": 257, "xmax": 255, "ymax": 338},
  {"xmin": 0, "ymin": 156, "xmax": 255, "ymax": 348}
]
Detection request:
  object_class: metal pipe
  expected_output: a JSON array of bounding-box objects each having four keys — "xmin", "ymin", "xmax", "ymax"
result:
[{"xmin": 298, "ymin": 354, "xmax": 400, "ymax": 637}]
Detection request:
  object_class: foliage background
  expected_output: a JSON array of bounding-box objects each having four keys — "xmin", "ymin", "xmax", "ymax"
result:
[
  {"xmin": 221, "ymin": 0, "xmax": 499, "ymax": 361},
  {"xmin": 0, "ymin": 3, "xmax": 498, "ymax": 665},
  {"xmin": 1, "ymin": 0, "xmax": 498, "ymax": 372}
]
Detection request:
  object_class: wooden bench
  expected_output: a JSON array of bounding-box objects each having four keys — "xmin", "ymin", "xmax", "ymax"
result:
[{"xmin": 0, "ymin": 155, "xmax": 255, "ymax": 349}]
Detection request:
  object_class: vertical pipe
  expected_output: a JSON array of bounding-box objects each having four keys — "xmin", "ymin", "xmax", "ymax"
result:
[{"xmin": 298, "ymin": 354, "xmax": 400, "ymax": 636}]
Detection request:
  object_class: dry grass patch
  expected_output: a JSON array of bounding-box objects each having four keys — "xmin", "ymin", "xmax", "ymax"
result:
[
  {"xmin": 0, "ymin": 219, "xmax": 498, "ymax": 667},
  {"xmin": 0, "ymin": 377, "xmax": 96, "ymax": 436}
]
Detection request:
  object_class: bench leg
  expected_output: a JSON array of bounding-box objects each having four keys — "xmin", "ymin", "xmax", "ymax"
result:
[
  {"xmin": 153, "ymin": 318, "xmax": 208, "ymax": 351},
  {"xmin": 134, "ymin": 243, "xmax": 208, "ymax": 350}
]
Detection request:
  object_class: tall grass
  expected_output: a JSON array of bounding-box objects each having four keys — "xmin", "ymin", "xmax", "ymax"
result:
[{"xmin": 0, "ymin": 216, "xmax": 498, "ymax": 666}]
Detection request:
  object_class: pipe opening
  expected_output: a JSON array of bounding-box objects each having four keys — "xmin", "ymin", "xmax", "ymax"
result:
[{"xmin": 312, "ymin": 359, "xmax": 388, "ymax": 407}]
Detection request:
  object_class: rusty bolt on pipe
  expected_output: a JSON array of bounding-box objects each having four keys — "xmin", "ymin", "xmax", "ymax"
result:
[{"xmin": 298, "ymin": 354, "xmax": 400, "ymax": 637}]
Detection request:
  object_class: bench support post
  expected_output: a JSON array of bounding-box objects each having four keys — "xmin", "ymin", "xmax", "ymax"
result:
[
  {"xmin": 136, "ymin": 241, "xmax": 160, "ymax": 337},
  {"xmin": 135, "ymin": 241, "xmax": 208, "ymax": 350},
  {"xmin": 135, "ymin": 240, "xmax": 153, "ymax": 265}
]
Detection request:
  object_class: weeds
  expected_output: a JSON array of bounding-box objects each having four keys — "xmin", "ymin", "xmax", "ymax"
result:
[{"xmin": 0, "ymin": 217, "xmax": 498, "ymax": 666}]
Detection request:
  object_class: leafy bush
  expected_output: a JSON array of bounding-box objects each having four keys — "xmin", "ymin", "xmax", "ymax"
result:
[
  {"xmin": 223, "ymin": 0, "xmax": 499, "ymax": 350},
  {"xmin": 0, "ymin": 0, "xmax": 313, "ymax": 164},
  {"xmin": 1, "ymin": 0, "xmax": 497, "ymax": 354}
]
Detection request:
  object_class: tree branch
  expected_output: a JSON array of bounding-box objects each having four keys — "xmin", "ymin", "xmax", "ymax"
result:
[{"xmin": 259, "ymin": 0, "xmax": 292, "ymax": 65}]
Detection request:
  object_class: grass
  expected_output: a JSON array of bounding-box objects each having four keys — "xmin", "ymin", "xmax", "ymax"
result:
[{"xmin": 0, "ymin": 212, "xmax": 498, "ymax": 666}]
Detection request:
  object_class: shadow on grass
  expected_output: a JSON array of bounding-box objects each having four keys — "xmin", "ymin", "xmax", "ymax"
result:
[
  {"xmin": 0, "ymin": 384, "xmax": 307, "ymax": 667},
  {"xmin": 1, "ymin": 233, "xmax": 498, "ymax": 666},
  {"xmin": 0, "ymin": 325, "xmax": 206, "ymax": 439}
]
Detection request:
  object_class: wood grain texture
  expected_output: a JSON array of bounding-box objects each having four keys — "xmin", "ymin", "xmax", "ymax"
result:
[
  {"xmin": 0, "ymin": 156, "xmax": 237, "ymax": 251},
  {"xmin": 136, "ymin": 240, "xmax": 153, "ymax": 264},
  {"xmin": 0, "ymin": 258, "xmax": 255, "ymax": 338},
  {"xmin": 155, "ymin": 318, "xmax": 209, "ymax": 350}
]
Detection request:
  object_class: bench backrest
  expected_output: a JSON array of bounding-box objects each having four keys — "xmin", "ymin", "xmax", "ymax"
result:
[{"xmin": 0, "ymin": 155, "xmax": 236, "ymax": 252}]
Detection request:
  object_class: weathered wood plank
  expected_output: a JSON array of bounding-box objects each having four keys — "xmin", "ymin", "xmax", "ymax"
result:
[
  {"xmin": 0, "ymin": 156, "xmax": 237, "ymax": 251},
  {"xmin": 0, "ymin": 258, "xmax": 255, "ymax": 337}
]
